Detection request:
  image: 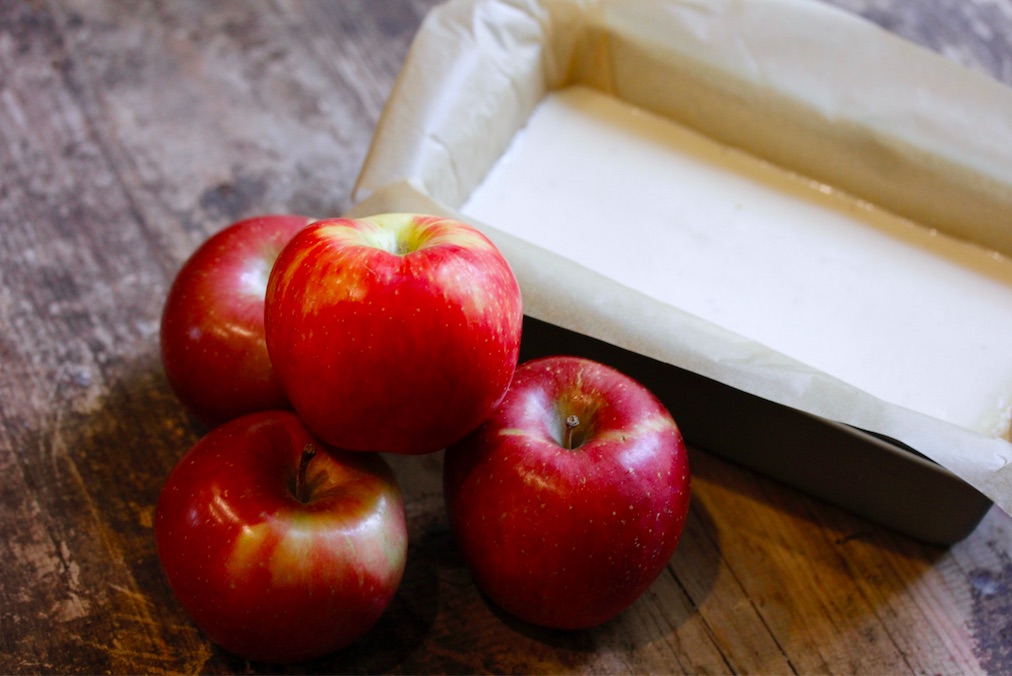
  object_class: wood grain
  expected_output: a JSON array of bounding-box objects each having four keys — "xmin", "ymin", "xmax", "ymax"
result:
[{"xmin": 1, "ymin": 0, "xmax": 1009, "ymax": 673}]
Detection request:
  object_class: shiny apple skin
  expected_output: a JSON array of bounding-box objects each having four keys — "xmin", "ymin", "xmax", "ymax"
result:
[
  {"xmin": 160, "ymin": 214, "xmax": 313, "ymax": 427},
  {"xmin": 444, "ymin": 356, "xmax": 691, "ymax": 630},
  {"xmin": 264, "ymin": 213, "xmax": 523, "ymax": 454},
  {"xmin": 154, "ymin": 410, "xmax": 408, "ymax": 664}
]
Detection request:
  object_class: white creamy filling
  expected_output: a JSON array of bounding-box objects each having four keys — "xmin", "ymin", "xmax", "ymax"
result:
[{"xmin": 463, "ymin": 86, "xmax": 1012, "ymax": 440}]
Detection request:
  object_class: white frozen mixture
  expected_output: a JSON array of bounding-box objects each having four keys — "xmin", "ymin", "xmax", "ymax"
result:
[{"xmin": 463, "ymin": 86, "xmax": 1012, "ymax": 440}]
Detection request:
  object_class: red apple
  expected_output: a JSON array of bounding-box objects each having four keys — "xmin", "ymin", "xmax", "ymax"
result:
[
  {"xmin": 160, "ymin": 214, "xmax": 313, "ymax": 427},
  {"xmin": 154, "ymin": 410, "xmax": 408, "ymax": 664},
  {"xmin": 443, "ymin": 355, "xmax": 691, "ymax": 630},
  {"xmin": 264, "ymin": 213, "xmax": 523, "ymax": 454}
]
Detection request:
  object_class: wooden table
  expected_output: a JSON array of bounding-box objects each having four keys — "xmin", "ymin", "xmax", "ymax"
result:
[{"xmin": 2, "ymin": 1, "xmax": 1010, "ymax": 673}]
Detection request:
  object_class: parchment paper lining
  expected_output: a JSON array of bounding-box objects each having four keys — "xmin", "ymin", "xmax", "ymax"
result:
[{"xmin": 349, "ymin": 0, "xmax": 1012, "ymax": 515}]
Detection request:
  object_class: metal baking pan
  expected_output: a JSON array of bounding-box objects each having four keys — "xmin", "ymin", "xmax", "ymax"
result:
[{"xmin": 349, "ymin": 0, "xmax": 1011, "ymax": 544}]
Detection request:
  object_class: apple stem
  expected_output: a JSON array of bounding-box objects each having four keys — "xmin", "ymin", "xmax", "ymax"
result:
[
  {"xmin": 564, "ymin": 414, "xmax": 580, "ymax": 450},
  {"xmin": 296, "ymin": 443, "xmax": 316, "ymax": 504}
]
